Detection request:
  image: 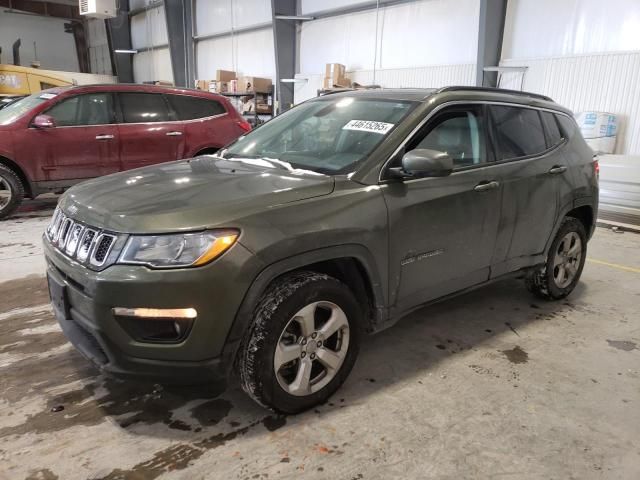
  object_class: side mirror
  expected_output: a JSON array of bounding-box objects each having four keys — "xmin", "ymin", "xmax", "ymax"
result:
[
  {"xmin": 389, "ymin": 149, "xmax": 453, "ymax": 179},
  {"xmin": 32, "ymin": 114, "xmax": 56, "ymax": 128}
]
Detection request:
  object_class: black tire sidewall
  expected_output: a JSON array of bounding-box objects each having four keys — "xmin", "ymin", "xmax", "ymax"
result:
[
  {"xmin": 544, "ymin": 218, "xmax": 587, "ymax": 299},
  {"xmin": 0, "ymin": 166, "xmax": 24, "ymax": 220},
  {"xmin": 245, "ymin": 275, "xmax": 362, "ymax": 414}
]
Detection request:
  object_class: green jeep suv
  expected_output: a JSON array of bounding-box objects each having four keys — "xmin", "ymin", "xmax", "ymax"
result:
[{"xmin": 44, "ymin": 87, "xmax": 599, "ymax": 413}]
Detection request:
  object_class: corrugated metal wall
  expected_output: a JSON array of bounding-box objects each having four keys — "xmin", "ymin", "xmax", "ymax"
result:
[
  {"xmin": 500, "ymin": 52, "xmax": 640, "ymax": 155},
  {"xmin": 348, "ymin": 64, "xmax": 476, "ymax": 88}
]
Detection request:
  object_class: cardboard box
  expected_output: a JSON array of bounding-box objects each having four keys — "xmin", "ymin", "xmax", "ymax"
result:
[
  {"xmin": 215, "ymin": 70, "xmax": 236, "ymax": 82},
  {"xmin": 209, "ymin": 81, "xmax": 229, "ymax": 93},
  {"xmin": 239, "ymin": 76, "xmax": 272, "ymax": 93},
  {"xmin": 323, "ymin": 76, "xmax": 351, "ymax": 89},
  {"xmin": 195, "ymin": 80, "xmax": 210, "ymax": 91},
  {"xmin": 325, "ymin": 63, "xmax": 345, "ymax": 82}
]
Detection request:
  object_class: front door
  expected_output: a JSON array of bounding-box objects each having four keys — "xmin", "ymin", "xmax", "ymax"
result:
[
  {"xmin": 116, "ymin": 92, "xmax": 185, "ymax": 171},
  {"xmin": 382, "ymin": 104, "xmax": 502, "ymax": 314},
  {"xmin": 23, "ymin": 92, "xmax": 119, "ymax": 181}
]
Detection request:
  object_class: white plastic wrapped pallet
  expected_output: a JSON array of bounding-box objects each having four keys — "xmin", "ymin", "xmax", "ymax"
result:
[{"xmin": 575, "ymin": 112, "xmax": 618, "ymax": 154}]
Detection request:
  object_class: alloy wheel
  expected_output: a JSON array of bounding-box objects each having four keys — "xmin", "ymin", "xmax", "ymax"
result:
[
  {"xmin": 274, "ymin": 301, "xmax": 350, "ymax": 396},
  {"xmin": 0, "ymin": 176, "xmax": 12, "ymax": 210},
  {"xmin": 553, "ymin": 231, "xmax": 583, "ymax": 288}
]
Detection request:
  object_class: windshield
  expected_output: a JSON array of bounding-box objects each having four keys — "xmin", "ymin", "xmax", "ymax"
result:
[
  {"xmin": 223, "ymin": 97, "xmax": 415, "ymax": 174},
  {"xmin": 0, "ymin": 92, "xmax": 54, "ymax": 125}
]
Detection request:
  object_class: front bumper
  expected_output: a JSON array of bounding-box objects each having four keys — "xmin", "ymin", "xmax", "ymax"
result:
[{"xmin": 43, "ymin": 236, "xmax": 260, "ymax": 382}]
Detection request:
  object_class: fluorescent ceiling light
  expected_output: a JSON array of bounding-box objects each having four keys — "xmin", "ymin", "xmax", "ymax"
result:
[{"xmin": 114, "ymin": 49, "xmax": 138, "ymax": 54}]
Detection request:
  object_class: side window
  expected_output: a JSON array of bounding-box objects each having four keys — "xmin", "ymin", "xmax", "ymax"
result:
[
  {"xmin": 407, "ymin": 105, "xmax": 487, "ymax": 169},
  {"xmin": 556, "ymin": 114, "xmax": 576, "ymax": 139},
  {"xmin": 119, "ymin": 93, "xmax": 170, "ymax": 123},
  {"xmin": 166, "ymin": 95, "xmax": 226, "ymax": 120},
  {"xmin": 541, "ymin": 111, "xmax": 562, "ymax": 147},
  {"xmin": 490, "ymin": 106, "xmax": 547, "ymax": 160},
  {"xmin": 45, "ymin": 93, "xmax": 114, "ymax": 127},
  {"xmin": 45, "ymin": 96, "xmax": 80, "ymax": 126}
]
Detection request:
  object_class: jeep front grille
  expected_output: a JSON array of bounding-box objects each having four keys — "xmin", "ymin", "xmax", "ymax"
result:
[{"xmin": 47, "ymin": 207, "xmax": 120, "ymax": 269}]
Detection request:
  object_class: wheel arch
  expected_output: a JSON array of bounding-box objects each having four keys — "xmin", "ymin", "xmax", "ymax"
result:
[
  {"xmin": 221, "ymin": 245, "xmax": 387, "ymax": 374},
  {"xmin": 544, "ymin": 198, "xmax": 596, "ymax": 256},
  {"xmin": 0, "ymin": 156, "xmax": 33, "ymax": 197}
]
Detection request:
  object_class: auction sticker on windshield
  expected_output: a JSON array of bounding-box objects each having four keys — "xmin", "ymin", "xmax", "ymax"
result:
[{"xmin": 343, "ymin": 120, "xmax": 394, "ymax": 134}]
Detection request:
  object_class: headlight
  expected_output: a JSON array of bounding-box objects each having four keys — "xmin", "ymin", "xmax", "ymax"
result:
[{"xmin": 118, "ymin": 230, "xmax": 238, "ymax": 268}]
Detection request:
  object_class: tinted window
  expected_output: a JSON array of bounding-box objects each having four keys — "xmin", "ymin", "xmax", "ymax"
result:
[
  {"xmin": 409, "ymin": 105, "xmax": 486, "ymax": 169},
  {"xmin": 166, "ymin": 94, "xmax": 225, "ymax": 120},
  {"xmin": 556, "ymin": 114, "xmax": 575, "ymax": 139},
  {"xmin": 119, "ymin": 93, "xmax": 170, "ymax": 123},
  {"xmin": 541, "ymin": 111, "xmax": 562, "ymax": 147},
  {"xmin": 490, "ymin": 106, "xmax": 547, "ymax": 159},
  {"xmin": 45, "ymin": 93, "xmax": 114, "ymax": 127}
]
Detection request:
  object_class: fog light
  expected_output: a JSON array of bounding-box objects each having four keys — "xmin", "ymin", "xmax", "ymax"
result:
[{"xmin": 112, "ymin": 307, "xmax": 197, "ymax": 343}]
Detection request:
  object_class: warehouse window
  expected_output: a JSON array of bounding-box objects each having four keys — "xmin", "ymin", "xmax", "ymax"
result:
[
  {"xmin": 541, "ymin": 111, "xmax": 563, "ymax": 147},
  {"xmin": 490, "ymin": 106, "xmax": 547, "ymax": 160},
  {"xmin": 166, "ymin": 94, "xmax": 226, "ymax": 120},
  {"xmin": 119, "ymin": 93, "xmax": 170, "ymax": 123}
]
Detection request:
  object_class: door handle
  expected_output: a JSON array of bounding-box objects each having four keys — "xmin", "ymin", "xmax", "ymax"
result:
[
  {"xmin": 474, "ymin": 180, "xmax": 500, "ymax": 192},
  {"xmin": 548, "ymin": 165, "xmax": 567, "ymax": 174},
  {"xmin": 95, "ymin": 134, "xmax": 114, "ymax": 140},
  {"xmin": 166, "ymin": 131, "xmax": 183, "ymax": 136}
]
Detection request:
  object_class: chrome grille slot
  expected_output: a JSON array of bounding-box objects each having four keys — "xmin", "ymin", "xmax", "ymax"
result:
[
  {"xmin": 65, "ymin": 224, "xmax": 84, "ymax": 256},
  {"xmin": 52, "ymin": 212, "xmax": 66, "ymax": 243},
  {"xmin": 76, "ymin": 229, "xmax": 97, "ymax": 262},
  {"xmin": 47, "ymin": 208, "xmax": 62, "ymax": 240},
  {"xmin": 59, "ymin": 218, "xmax": 74, "ymax": 248},
  {"xmin": 91, "ymin": 234, "xmax": 116, "ymax": 266}
]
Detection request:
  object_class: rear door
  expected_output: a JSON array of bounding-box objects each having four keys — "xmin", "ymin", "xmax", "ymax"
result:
[
  {"xmin": 116, "ymin": 92, "xmax": 185, "ymax": 170},
  {"xmin": 164, "ymin": 93, "xmax": 229, "ymax": 156},
  {"xmin": 488, "ymin": 105, "xmax": 569, "ymax": 276},
  {"xmin": 21, "ymin": 92, "xmax": 119, "ymax": 181},
  {"xmin": 383, "ymin": 104, "xmax": 503, "ymax": 313}
]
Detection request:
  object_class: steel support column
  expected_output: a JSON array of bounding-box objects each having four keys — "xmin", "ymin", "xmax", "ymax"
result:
[
  {"xmin": 106, "ymin": 0, "xmax": 134, "ymax": 83},
  {"xmin": 476, "ymin": 0, "xmax": 507, "ymax": 87},
  {"xmin": 164, "ymin": 0, "xmax": 195, "ymax": 88},
  {"xmin": 271, "ymin": 0, "xmax": 297, "ymax": 113}
]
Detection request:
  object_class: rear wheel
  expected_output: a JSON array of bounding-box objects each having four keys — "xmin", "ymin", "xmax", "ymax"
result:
[
  {"xmin": 0, "ymin": 164, "xmax": 24, "ymax": 220},
  {"xmin": 525, "ymin": 217, "xmax": 587, "ymax": 300},
  {"xmin": 239, "ymin": 271, "xmax": 361, "ymax": 413}
]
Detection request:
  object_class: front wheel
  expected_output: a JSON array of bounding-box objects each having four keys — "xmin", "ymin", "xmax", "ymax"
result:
[
  {"xmin": 239, "ymin": 271, "xmax": 361, "ymax": 413},
  {"xmin": 525, "ymin": 217, "xmax": 587, "ymax": 300}
]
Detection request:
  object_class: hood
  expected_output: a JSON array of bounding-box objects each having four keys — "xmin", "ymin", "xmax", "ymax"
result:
[{"xmin": 59, "ymin": 156, "xmax": 334, "ymax": 233}]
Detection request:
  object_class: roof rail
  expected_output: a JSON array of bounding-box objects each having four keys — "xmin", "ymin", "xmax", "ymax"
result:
[{"xmin": 435, "ymin": 86, "xmax": 553, "ymax": 102}]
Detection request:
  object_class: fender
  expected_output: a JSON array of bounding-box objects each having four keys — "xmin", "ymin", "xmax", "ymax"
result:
[
  {"xmin": 220, "ymin": 244, "xmax": 387, "ymax": 374},
  {"xmin": 543, "ymin": 196, "xmax": 596, "ymax": 257}
]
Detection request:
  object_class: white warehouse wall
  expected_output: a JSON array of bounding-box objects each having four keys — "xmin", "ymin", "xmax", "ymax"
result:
[
  {"xmin": 501, "ymin": 0, "xmax": 640, "ymax": 155},
  {"xmin": 194, "ymin": 0, "xmax": 275, "ymax": 81},
  {"xmin": 0, "ymin": 10, "xmax": 79, "ymax": 71},
  {"xmin": 195, "ymin": 0, "xmax": 271, "ymax": 36},
  {"xmin": 296, "ymin": 0, "xmax": 479, "ymax": 102},
  {"xmin": 130, "ymin": 5, "xmax": 173, "ymax": 83}
]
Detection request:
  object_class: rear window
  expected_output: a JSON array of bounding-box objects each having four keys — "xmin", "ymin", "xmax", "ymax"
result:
[
  {"xmin": 556, "ymin": 114, "xmax": 576, "ymax": 139},
  {"xmin": 119, "ymin": 92, "xmax": 171, "ymax": 123},
  {"xmin": 490, "ymin": 106, "xmax": 547, "ymax": 160},
  {"xmin": 541, "ymin": 111, "xmax": 562, "ymax": 147},
  {"xmin": 166, "ymin": 94, "xmax": 226, "ymax": 120}
]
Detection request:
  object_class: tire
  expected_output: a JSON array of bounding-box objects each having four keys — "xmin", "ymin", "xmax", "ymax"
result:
[
  {"xmin": 525, "ymin": 217, "xmax": 587, "ymax": 300},
  {"xmin": 239, "ymin": 271, "xmax": 362, "ymax": 414},
  {"xmin": 0, "ymin": 164, "xmax": 24, "ymax": 221}
]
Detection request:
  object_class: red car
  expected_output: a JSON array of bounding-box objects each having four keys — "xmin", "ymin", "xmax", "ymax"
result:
[{"xmin": 0, "ymin": 84, "xmax": 251, "ymax": 219}]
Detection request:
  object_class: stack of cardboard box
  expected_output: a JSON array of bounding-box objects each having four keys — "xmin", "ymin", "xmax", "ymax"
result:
[
  {"xmin": 195, "ymin": 70, "xmax": 238, "ymax": 94},
  {"xmin": 323, "ymin": 63, "xmax": 351, "ymax": 89}
]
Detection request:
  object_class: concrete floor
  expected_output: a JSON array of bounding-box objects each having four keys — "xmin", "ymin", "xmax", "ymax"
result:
[{"xmin": 0, "ymin": 198, "xmax": 639, "ymax": 480}]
